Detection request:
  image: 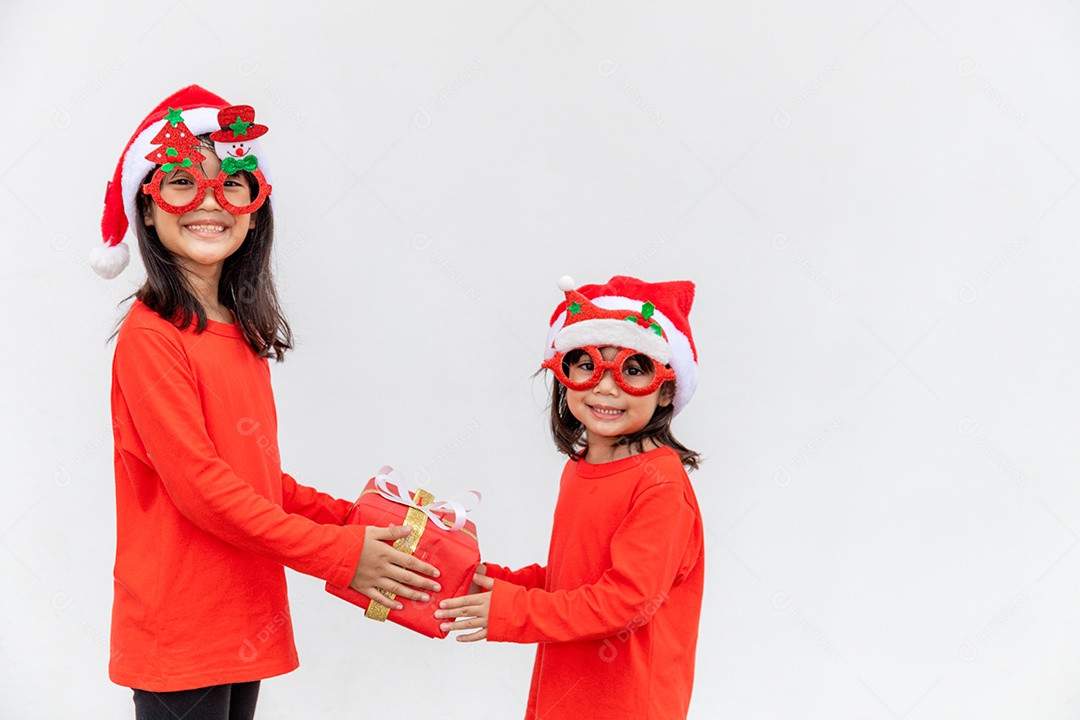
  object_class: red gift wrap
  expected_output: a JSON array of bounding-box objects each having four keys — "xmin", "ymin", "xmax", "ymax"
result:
[{"xmin": 325, "ymin": 469, "xmax": 480, "ymax": 639}]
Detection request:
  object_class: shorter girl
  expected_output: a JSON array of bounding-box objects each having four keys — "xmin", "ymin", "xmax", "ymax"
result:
[{"xmin": 437, "ymin": 276, "xmax": 705, "ymax": 720}]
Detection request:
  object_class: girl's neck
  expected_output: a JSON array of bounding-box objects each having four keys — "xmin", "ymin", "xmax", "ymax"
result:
[
  {"xmin": 583, "ymin": 435, "xmax": 661, "ymax": 464},
  {"xmin": 179, "ymin": 262, "xmax": 232, "ymax": 324}
]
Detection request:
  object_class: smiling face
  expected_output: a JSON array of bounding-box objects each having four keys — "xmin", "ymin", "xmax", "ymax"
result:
[
  {"xmin": 563, "ymin": 346, "xmax": 674, "ymax": 463},
  {"xmin": 143, "ymin": 148, "xmax": 254, "ymax": 278},
  {"xmin": 215, "ymin": 139, "xmax": 260, "ymax": 159}
]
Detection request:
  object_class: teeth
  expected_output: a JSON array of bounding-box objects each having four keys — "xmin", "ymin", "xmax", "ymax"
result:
[
  {"xmin": 592, "ymin": 407, "xmax": 623, "ymax": 416},
  {"xmin": 186, "ymin": 224, "xmax": 226, "ymax": 233}
]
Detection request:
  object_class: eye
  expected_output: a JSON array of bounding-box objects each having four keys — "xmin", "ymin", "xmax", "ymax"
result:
[{"xmin": 623, "ymin": 354, "xmax": 654, "ymax": 376}]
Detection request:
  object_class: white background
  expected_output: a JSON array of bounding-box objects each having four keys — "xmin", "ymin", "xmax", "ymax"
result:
[{"xmin": 2, "ymin": 1, "xmax": 1079, "ymax": 718}]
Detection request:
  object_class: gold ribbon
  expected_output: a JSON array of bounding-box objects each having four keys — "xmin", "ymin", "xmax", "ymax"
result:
[{"xmin": 364, "ymin": 487, "xmax": 434, "ymax": 622}]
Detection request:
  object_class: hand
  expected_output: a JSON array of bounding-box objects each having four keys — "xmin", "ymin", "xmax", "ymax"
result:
[
  {"xmin": 467, "ymin": 563, "xmax": 487, "ymax": 595},
  {"xmin": 435, "ymin": 573, "xmax": 494, "ymax": 642},
  {"xmin": 350, "ymin": 525, "xmax": 441, "ymax": 611}
]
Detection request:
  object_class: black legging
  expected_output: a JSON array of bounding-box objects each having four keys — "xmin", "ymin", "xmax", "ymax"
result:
[{"xmin": 132, "ymin": 681, "xmax": 260, "ymax": 720}]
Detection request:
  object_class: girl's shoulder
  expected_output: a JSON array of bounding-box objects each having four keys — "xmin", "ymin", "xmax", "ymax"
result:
[
  {"xmin": 115, "ymin": 300, "xmax": 186, "ymax": 353},
  {"xmin": 640, "ymin": 445, "xmax": 693, "ymax": 482}
]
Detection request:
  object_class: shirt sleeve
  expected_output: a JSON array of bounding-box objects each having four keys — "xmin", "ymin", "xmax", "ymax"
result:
[
  {"xmin": 483, "ymin": 562, "xmax": 546, "ymax": 590},
  {"xmin": 281, "ymin": 473, "xmax": 354, "ymax": 525},
  {"xmin": 115, "ymin": 327, "xmax": 364, "ymax": 589},
  {"xmin": 486, "ymin": 480, "xmax": 699, "ymax": 644}
]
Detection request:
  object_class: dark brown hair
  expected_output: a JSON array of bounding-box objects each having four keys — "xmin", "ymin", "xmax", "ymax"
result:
[
  {"xmin": 112, "ymin": 138, "xmax": 293, "ymax": 361},
  {"xmin": 546, "ymin": 350, "xmax": 701, "ymax": 470}
]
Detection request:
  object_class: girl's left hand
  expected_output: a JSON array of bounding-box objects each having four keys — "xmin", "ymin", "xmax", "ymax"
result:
[{"xmin": 435, "ymin": 573, "xmax": 494, "ymax": 642}]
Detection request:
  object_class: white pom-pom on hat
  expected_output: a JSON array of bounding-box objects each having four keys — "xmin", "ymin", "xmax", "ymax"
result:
[
  {"xmin": 88, "ymin": 242, "xmax": 131, "ymax": 280},
  {"xmin": 557, "ymin": 275, "xmax": 576, "ymax": 292}
]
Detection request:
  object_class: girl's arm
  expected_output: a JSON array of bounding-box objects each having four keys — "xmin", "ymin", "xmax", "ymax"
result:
[
  {"xmin": 280, "ymin": 473, "xmax": 353, "ymax": 525},
  {"xmin": 439, "ymin": 479, "xmax": 699, "ymax": 644},
  {"xmin": 115, "ymin": 327, "xmax": 432, "ymax": 596},
  {"xmin": 481, "ymin": 562, "xmax": 546, "ymax": 590}
]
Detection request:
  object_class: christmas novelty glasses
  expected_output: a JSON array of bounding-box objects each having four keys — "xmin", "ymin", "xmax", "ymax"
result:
[
  {"xmin": 140, "ymin": 104, "xmax": 272, "ymax": 216},
  {"xmin": 142, "ymin": 159, "xmax": 271, "ymax": 216},
  {"xmin": 542, "ymin": 346, "xmax": 676, "ymax": 396}
]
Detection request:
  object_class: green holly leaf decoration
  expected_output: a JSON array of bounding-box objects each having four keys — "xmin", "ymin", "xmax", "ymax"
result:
[
  {"xmin": 652, "ymin": 323, "xmax": 664, "ymax": 337},
  {"xmin": 164, "ymin": 107, "xmax": 184, "ymax": 126},
  {"xmin": 568, "ymin": 302, "xmax": 582, "ymax": 315},
  {"xmin": 641, "ymin": 301, "xmax": 655, "ymax": 320},
  {"xmin": 162, "ymin": 157, "xmax": 193, "ymax": 173},
  {"xmin": 228, "ymin": 116, "xmax": 252, "ymax": 136},
  {"xmin": 165, "ymin": 147, "xmax": 179, "ymax": 158}
]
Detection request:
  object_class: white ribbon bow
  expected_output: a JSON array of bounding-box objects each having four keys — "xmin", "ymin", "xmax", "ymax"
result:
[{"xmin": 372, "ymin": 465, "xmax": 481, "ymax": 532}]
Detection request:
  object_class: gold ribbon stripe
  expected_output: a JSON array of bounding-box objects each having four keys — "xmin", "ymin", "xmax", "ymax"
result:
[{"xmin": 364, "ymin": 488, "xmax": 434, "ymax": 622}]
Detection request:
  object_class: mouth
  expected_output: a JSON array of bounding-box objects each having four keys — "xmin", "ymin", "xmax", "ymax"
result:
[
  {"xmin": 588, "ymin": 405, "xmax": 625, "ymax": 420},
  {"xmin": 183, "ymin": 222, "xmax": 229, "ymax": 239}
]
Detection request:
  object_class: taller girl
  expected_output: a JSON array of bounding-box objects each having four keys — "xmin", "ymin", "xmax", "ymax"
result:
[{"xmin": 93, "ymin": 86, "xmax": 439, "ymax": 719}]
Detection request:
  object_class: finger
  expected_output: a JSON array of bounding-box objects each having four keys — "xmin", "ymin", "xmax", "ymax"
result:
[
  {"xmin": 379, "ymin": 578, "xmax": 431, "ymax": 604},
  {"xmin": 385, "ymin": 566, "xmax": 441, "ymax": 594},
  {"xmin": 456, "ymin": 628, "xmax": 487, "ymax": 643},
  {"xmin": 399, "ymin": 553, "xmax": 440, "ymax": 579},
  {"xmin": 441, "ymin": 616, "xmax": 483, "ymax": 633},
  {"xmin": 364, "ymin": 589, "xmax": 402, "ymax": 612},
  {"xmin": 371, "ymin": 524, "xmax": 412, "ymax": 542},
  {"xmin": 473, "ymin": 573, "xmax": 495, "ymax": 591},
  {"xmin": 438, "ymin": 593, "xmax": 483, "ymax": 610},
  {"xmin": 434, "ymin": 604, "xmax": 480, "ymax": 619}
]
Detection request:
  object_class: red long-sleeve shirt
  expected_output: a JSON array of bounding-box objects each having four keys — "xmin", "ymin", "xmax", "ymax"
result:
[
  {"xmin": 486, "ymin": 446, "xmax": 705, "ymax": 719},
  {"xmin": 108, "ymin": 300, "xmax": 365, "ymax": 691}
]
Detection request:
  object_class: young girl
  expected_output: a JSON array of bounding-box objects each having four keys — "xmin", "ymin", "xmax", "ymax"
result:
[
  {"xmin": 92, "ymin": 85, "xmax": 441, "ymax": 719},
  {"xmin": 437, "ymin": 276, "xmax": 705, "ymax": 719}
]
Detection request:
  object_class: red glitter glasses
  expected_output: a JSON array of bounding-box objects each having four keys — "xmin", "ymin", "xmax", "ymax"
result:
[
  {"xmin": 542, "ymin": 346, "xmax": 675, "ymax": 396},
  {"xmin": 142, "ymin": 163, "xmax": 272, "ymax": 216}
]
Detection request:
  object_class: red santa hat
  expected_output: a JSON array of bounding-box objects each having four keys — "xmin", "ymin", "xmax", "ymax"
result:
[
  {"xmin": 544, "ymin": 275, "xmax": 698, "ymax": 414},
  {"xmin": 92, "ymin": 85, "xmax": 252, "ymax": 279}
]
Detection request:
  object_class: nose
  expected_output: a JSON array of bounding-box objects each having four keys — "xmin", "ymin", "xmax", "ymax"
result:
[
  {"xmin": 197, "ymin": 185, "xmax": 224, "ymax": 212},
  {"xmin": 593, "ymin": 368, "xmax": 620, "ymax": 395},
  {"xmin": 235, "ymin": 147, "xmax": 245, "ymax": 156}
]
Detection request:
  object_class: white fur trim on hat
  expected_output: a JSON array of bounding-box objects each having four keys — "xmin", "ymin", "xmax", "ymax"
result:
[{"xmin": 553, "ymin": 319, "xmax": 673, "ymax": 364}]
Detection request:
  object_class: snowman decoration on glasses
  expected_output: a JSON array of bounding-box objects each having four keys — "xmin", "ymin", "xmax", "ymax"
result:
[{"xmin": 211, "ymin": 105, "xmax": 267, "ymax": 178}]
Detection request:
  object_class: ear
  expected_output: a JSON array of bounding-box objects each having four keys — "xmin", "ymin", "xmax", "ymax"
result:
[
  {"xmin": 657, "ymin": 381, "xmax": 675, "ymax": 407},
  {"xmin": 142, "ymin": 209, "xmax": 154, "ymax": 226}
]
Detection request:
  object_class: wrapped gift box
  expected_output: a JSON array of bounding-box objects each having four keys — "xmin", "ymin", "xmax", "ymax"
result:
[{"xmin": 325, "ymin": 467, "xmax": 480, "ymax": 639}]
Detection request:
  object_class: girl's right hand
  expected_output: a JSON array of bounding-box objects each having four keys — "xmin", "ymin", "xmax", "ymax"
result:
[{"xmin": 350, "ymin": 525, "xmax": 442, "ymax": 610}]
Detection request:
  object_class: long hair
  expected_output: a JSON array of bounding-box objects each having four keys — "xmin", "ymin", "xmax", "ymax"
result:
[
  {"xmin": 546, "ymin": 350, "xmax": 701, "ymax": 470},
  {"xmin": 112, "ymin": 139, "xmax": 293, "ymax": 361}
]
